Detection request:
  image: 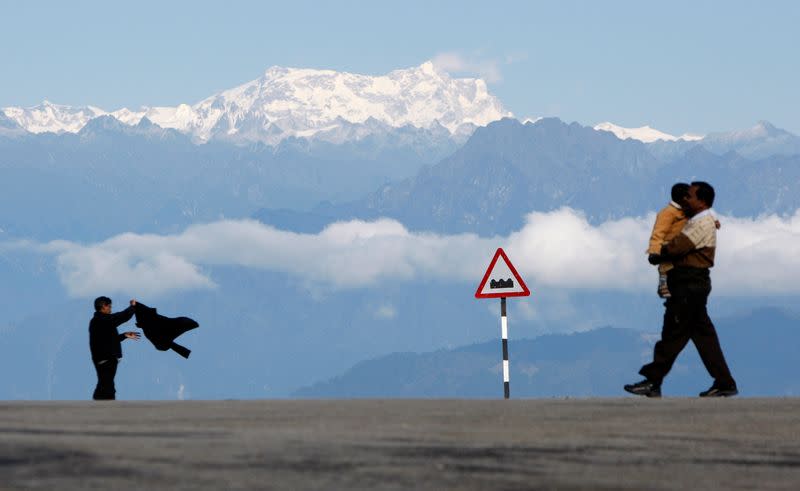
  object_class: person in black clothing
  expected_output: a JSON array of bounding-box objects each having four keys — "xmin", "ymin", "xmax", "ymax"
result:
[{"xmin": 89, "ymin": 296, "xmax": 140, "ymax": 400}]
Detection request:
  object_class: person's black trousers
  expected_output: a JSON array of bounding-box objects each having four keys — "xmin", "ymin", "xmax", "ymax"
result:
[
  {"xmin": 92, "ymin": 359, "xmax": 118, "ymax": 400},
  {"xmin": 639, "ymin": 269, "xmax": 736, "ymax": 389}
]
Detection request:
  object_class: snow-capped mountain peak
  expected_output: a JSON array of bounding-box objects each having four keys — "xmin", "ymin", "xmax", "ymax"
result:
[
  {"xmin": 2, "ymin": 100, "xmax": 107, "ymax": 134},
  {"xmin": 712, "ymin": 120, "xmax": 785, "ymax": 142},
  {"xmin": 698, "ymin": 121, "xmax": 800, "ymax": 158},
  {"xmin": 594, "ymin": 122, "xmax": 703, "ymax": 143},
  {"xmin": 2, "ymin": 62, "xmax": 511, "ymax": 145},
  {"xmin": 177, "ymin": 61, "xmax": 509, "ymax": 143}
]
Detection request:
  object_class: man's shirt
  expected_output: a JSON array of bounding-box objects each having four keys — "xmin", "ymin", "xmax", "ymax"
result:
[{"xmin": 661, "ymin": 209, "xmax": 717, "ymax": 269}]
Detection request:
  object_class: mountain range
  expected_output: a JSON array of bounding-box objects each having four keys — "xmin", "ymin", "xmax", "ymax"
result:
[
  {"xmin": 2, "ymin": 62, "xmax": 509, "ymax": 145},
  {"xmin": 0, "ymin": 114, "xmax": 465, "ymax": 240},
  {"xmin": 5, "ymin": 62, "xmax": 799, "ymax": 159},
  {"xmin": 5, "ymin": 110, "xmax": 797, "ymax": 241},
  {"xmin": 260, "ymin": 117, "xmax": 800, "ymax": 236}
]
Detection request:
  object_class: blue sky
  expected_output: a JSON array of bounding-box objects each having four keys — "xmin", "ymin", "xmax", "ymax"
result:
[{"xmin": 2, "ymin": 0, "xmax": 798, "ymax": 135}]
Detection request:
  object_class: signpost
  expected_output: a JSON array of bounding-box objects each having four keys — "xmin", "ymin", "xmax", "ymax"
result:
[{"xmin": 475, "ymin": 248, "xmax": 530, "ymax": 399}]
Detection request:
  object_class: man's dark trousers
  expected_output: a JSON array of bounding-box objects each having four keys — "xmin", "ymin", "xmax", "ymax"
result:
[
  {"xmin": 92, "ymin": 359, "xmax": 118, "ymax": 400},
  {"xmin": 639, "ymin": 268, "xmax": 736, "ymax": 388}
]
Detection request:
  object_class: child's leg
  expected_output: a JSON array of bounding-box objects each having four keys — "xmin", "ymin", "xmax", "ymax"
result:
[{"xmin": 657, "ymin": 263, "xmax": 673, "ymax": 298}]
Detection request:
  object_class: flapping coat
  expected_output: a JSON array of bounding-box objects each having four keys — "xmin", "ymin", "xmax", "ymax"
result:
[{"xmin": 134, "ymin": 302, "xmax": 199, "ymax": 359}]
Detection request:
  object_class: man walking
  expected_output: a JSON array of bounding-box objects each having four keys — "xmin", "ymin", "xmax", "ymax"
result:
[
  {"xmin": 625, "ymin": 182, "xmax": 738, "ymax": 398},
  {"xmin": 89, "ymin": 297, "xmax": 140, "ymax": 400}
]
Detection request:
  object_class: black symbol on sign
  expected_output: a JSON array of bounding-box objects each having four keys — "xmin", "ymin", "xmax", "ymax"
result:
[{"xmin": 490, "ymin": 278, "xmax": 514, "ymax": 289}]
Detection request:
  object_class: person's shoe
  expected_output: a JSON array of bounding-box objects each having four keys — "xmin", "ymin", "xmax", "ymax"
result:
[
  {"xmin": 624, "ymin": 379, "xmax": 661, "ymax": 398},
  {"xmin": 699, "ymin": 386, "xmax": 738, "ymax": 397}
]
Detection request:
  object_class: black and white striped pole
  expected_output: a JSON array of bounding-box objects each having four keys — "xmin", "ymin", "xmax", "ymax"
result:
[
  {"xmin": 475, "ymin": 248, "xmax": 530, "ymax": 400},
  {"xmin": 501, "ymin": 296, "xmax": 510, "ymax": 399}
]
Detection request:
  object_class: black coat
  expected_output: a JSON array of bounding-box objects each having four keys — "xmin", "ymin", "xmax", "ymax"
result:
[
  {"xmin": 88, "ymin": 306, "xmax": 136, "ymax": 362},
  {"xmin": 134, "ymin": 303, "xmax": 199, "ymax": 359}
]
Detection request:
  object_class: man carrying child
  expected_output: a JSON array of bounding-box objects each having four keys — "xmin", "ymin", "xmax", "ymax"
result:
[{"xmin": 625, "ymin": 181, "xmax": 737, "ymax": 398}]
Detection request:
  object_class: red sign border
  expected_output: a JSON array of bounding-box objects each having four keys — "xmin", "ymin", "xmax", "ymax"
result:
[{"xmin": 475, "ymin": 248, "xmax": 531, "ymax": 298}]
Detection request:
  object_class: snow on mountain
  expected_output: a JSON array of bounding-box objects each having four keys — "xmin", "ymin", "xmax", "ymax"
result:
[
  {"xmin": 1, "ymin": 101, "xmax": 108, "ymax": 134},
  {"xmin": 0, "ymin": 112, "xmax": 26, "ymax": 138},
  {"xmin": 1, "ymin": 62, "xmax": 511, "ymax": 144},
  {"xmin": 594, "ymin": 122, "xmax": 703, "ymax": 143},
  {"xmin": 705, "ymin": 121, "xmax": 786, "ymax": 144},
  {"xmin": 699, "ymin": 121, "xmax": 800, "ymax": 159}
]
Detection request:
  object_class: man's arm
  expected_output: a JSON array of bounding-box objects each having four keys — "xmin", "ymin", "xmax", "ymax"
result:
[
  {"xmin": 108, "ymin": 306, "xmax": 135, "ymax": 329},
  {"xmin": 661, "ymin": 232, "xmax": 696, "ymax": 259},
  {"xmin": 108, "ymin": 300, "xmax": 137, "ymax": 329}
]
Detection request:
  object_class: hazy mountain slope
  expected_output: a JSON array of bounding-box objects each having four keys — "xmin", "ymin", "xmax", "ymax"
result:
[
  {"xmin": 293, "ymin": 118, "xmax": 800, "ymax": 236},
  {"xmin": 295, "ymin": 308, "xmax": 800, "ymax": 398},
  {"xmin": 0, "ymin": 118, "xmax": 461, "ymax": 240}
]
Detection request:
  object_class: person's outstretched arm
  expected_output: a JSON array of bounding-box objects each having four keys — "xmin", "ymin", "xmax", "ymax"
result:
[{"xmin": 109, "ymin": 299, "xmax": 137, "ymax": 329}]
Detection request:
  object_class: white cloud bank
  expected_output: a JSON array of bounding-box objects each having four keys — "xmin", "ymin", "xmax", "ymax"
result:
[{"xmin": 14, "ymin": 208, "xmax": 800, "ymax": 298}]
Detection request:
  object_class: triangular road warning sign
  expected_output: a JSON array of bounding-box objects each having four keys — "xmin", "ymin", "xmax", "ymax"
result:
[{"xmin": 475, "ymin": 248, "xmax": 531, "ymax": 298}]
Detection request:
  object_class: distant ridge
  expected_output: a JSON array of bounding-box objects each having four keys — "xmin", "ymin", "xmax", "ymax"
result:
[
  {"xmin": 295, "ymin": 308, "xmax": 800, "ymax": 398},
  {"xmin": 1, "ymin": 62, "xmax": 510, "ymax": 145}
]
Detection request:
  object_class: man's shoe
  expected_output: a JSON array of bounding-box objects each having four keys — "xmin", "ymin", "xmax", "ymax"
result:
[
  {"xmin": 699, "ymin": 386, "xmax": 738, "ymax": 397},
  {"xmin": 624, "ymin": 379, "xmax": 661, "ymax": 398}
]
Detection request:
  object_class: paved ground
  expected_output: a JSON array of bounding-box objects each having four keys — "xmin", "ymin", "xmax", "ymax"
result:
[{"xmin": 1, "ymin": 399, "xmax": 799, "ymax": 490}]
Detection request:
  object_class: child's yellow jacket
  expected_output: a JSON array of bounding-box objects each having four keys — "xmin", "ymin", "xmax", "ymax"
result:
[{"xmin": 648, "ymin": 202, "xmax": 687, "ymax": 254}]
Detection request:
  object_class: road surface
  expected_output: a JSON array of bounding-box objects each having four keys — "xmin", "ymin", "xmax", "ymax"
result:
[{"xmin": 1, "ymin": 399, "xmax": 799, "ymax": 490}]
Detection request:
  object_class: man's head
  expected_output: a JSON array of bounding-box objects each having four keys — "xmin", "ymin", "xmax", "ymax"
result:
[
  {"xmin": 684, "ymin": 181, "xmax": 715, "ymax": 216},
  {"xmin": 94, "ymin": 296, "xmax": 112, "ymax": 314},
  {"xmin": 671, "ymin": 182, "xmax": 690, "ymax": 204}
]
